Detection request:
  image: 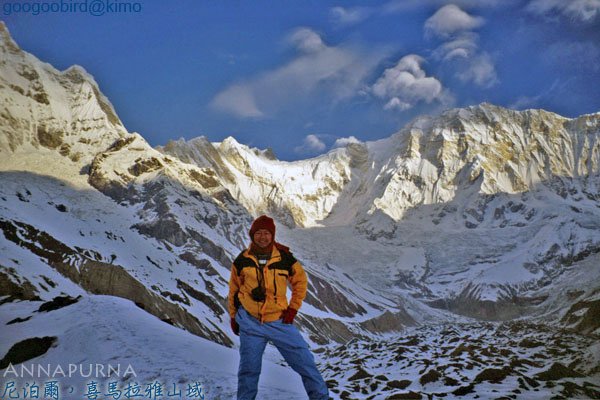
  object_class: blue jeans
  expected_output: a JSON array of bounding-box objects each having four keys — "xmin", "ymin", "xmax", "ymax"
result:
[{"xmin": 235, "ymin": 307, "xmax": 329, "ymax": 400}]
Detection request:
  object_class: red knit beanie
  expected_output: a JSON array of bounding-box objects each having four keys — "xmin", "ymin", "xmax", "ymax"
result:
[{"xmin": 249, "ymin": 215, "xmax": 276, "ymax": 239}]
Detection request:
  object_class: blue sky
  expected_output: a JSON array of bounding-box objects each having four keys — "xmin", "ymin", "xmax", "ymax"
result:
[{"xmin": 4, "ymin": 0, "xmax": 600, "ymax": 160}]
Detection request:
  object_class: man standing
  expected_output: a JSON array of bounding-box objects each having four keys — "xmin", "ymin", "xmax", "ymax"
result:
[{"xmin": 228, "ymin": 215, "xmax": 329, "ymax": 400}]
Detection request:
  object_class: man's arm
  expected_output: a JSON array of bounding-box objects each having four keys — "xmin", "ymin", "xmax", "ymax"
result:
[
  {"xmin": 228, "ymin": 265, "xmax": 240, "ymax": 319},
  {"xmin": 288, "ymin": 261, "xmax": 307, "ymax": 311}
]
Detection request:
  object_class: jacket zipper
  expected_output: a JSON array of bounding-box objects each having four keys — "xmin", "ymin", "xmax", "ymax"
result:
[{"xmin": 273, "ymin": 268, "xmax": 277, "ymax": 303}]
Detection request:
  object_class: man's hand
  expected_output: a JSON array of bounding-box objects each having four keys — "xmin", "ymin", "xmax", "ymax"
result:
[
  {"xmin": 281, "ymin": 307, "xmax": 298, "ymax": 324},
  {"xmin": 231, "ymin": 317, "xmax": 239, "ymax": 335}
]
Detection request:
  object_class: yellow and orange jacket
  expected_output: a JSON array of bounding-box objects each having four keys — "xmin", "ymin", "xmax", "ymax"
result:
[{"xmin": 228, "ymin": 245, "xmax": 307, "ymax": 323}]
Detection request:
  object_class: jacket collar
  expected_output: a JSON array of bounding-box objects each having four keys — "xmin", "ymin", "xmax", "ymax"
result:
[{"xmin": 244, "ymin": 245, "xmax": 281, "ymax": 267}]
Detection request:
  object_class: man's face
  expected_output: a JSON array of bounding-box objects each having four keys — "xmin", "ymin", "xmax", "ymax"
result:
[{"xmin": 253, "ymin": 229, "xmax": 273, "ymax": 249}]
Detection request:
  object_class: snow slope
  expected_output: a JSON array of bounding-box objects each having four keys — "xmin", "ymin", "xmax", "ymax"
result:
[{"xmin": 0, "ymin": 295, "xmax": 310, "ymax": 399}]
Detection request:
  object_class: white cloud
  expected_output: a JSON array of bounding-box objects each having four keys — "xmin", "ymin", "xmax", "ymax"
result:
[
  {"xmin": 294, "ymin": 134, "xmax": 326, "ymax": 154},
  {"xmin": 371, "ymin": 55, "xmax": 444, "ymax": 111},
  {"xmin": 424, "ymin": 4, "xmax": 485, "ymax": 38},
  {"xmin": 426, "ymin": 6, "xmax": 497, "ymax": 89},
  {"xmin": 383, "ymin": 0, "xmax": 506, "ymax": 13},
  {"xmin": 288, "ymin": 28, "xmax": 326, "ymax": 53},
  {"xmin": 332, "ymin": 136, "xmax": 361, "ymax": 148},
  {"xmin": 210, "ymin": 28, "xmax": 386, "ymax": 118},
  {"xmin": 432, "ymin": 33, "xmax": 479, "ymax": 61},
  {"xmin": 330, "ymin": 0, "xmax": 505, "ymax": 27},
  {"xmin": 330, "ymin": 6, "xmax": 372, "ymax": 26},
  {"xmin": 456, "ymin": 53, "xmax": 498, "ymax": 88},
  {"xmin": 526, "ymin": 0, "xmax": 600, "ymax": 22},
  {"xmin": 211, "ymin": 84, "xmax": 263, "ymax": 118}
]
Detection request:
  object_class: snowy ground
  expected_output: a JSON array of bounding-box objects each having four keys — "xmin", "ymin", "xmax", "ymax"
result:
[
  {"xmin": 3, "ymin": 295, "xmax": 599, "ymax": 399},
  {"xmin": 321, "ymin": 322, "xmax": 600, "ymax": 399},
  {"xmin": 0, "ymin": 295, "xmax": 309, "ymax": 400}
]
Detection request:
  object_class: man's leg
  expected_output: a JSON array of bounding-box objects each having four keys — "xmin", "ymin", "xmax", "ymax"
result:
[
  {"xmin": 268, "ymin": 321, "xmax": 329, "ymax": 400},
  {"xmin": 236, "ymin": 308, "xmax": 268, "ymax": 400}
]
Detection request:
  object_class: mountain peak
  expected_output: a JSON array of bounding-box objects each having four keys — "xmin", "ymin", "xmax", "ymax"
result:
[
  {"xmin": 63, "ymin": 64, "xmax": 91, "ymax": 78},
  {"xmin": 0, "ymin": 21, "xmax": 21, "ymax": 54},
  {"xmin": 221, "ymin": 136, "xmax": 241, "ymax": 147},
  {"xmin": 0, "ymin": 26, "xmax": 126, "ymax": 157}
]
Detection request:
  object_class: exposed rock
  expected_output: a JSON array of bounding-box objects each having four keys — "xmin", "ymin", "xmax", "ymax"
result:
[
  {"xmin": 6, "ymin": 316, "xmax": 32, "ymax": 325},
  {"xmin": 348, "ymin": 367, "xmax": 372, "ymax": 381},
  {"xmin": 474, "ymin": 367, "xmax": 512, "ymax": 384},
  {"xmin": 186, "ymin": 228, "xmax": 232, "ymax": 268},
  {"xmin": 0, "ymin": 337, "xmax": 57, "ymax": 369},
  {"xmin": 387, "ymin": 391, "xmax": 422, "ymax": 399},
  {"xmin": 519, "ymin": 338, "xmax": 544, "ymax": 348},
  {"xmin": 387, "ymin": 380, "xmax": 412, "ymax": 390},
  {"xmin": 37, "ymin": 295, "xmax": 81, "ymax": 312},
  {"xmin": 305, "ymin": 271, "xmax": 366, "ymax": 317},
  {"xmin": 179, "ymin": 252, "xmax": 219, "ymax": 276},
  {"xmin": 300, "ymin": 314, "xmax": 356, "ymax": 345},
  {"xmin": 427, "ymin": 281, "xmax": 544, "ymax": 321},
  {"xmin": 88, "ymin": 156, "xmax": 138, "ymax": 202},
  {"xmin": 0, "ymin": 268, "xmax": 40, "ymax": 303},
  {"xmin": 419, "ymin": 369, "xmax": 441, "ymax": 385},
  {"xmin": 452, "ymin": 384, "xmax": 475, "ymax": 396},
  {"xmin": 561, "ymin": 299, "xmax": 600, "ymax": 334},
  {"xmin": 535, "ymin": 362, "xmax": 584, "ymax": 381},
  {"xmin": 37, "ymin": 125, "xmax": 63, "ymax": 149},
  {"xmin": 132, "ymin": 219, "xmax": 187, "ymax": 247},
  {"xmin": 359, "ymin": 309, "xmax": 416, "ymax": 333},
  {"xmin": 187, "ymin": 169, "xmax": 220, "ymax": 189},
  {"xmin": 128, "ymin": 157, "xmax": 163, "ymax": 177},
  {"xmin": 176, "ymin": 279, "xmax": 224, "ymax": 316}
]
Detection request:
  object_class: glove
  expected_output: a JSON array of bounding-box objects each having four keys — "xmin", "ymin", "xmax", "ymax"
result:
[
  {"xmin": 281, "ymin": 307, "xmax": 297, "ymax": 324},
  {"xmin": 231, "ymin": 317, "xmax": 239, "ymax": 335}
]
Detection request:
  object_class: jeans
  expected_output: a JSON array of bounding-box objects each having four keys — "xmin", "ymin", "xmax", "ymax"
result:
[{"xmin": 235, "ymin": 307, "xmax": 329, "ymax": 400}]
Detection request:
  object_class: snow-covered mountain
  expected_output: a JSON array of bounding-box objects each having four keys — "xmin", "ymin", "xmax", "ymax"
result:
[
  {"xmin": 160, "ymin": 102, "xmax": 600, "ymax": 326},
  {"xmin": 1, "ymin": 20, "xmax": 599, "ymax": 398}
]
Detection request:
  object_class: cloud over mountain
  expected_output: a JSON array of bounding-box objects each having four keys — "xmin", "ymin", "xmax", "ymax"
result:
[
  {"xmin": 371, "ymin": 55, "xmax": 445, "ymax": 111},
  {"xmin": 210, "ymin": 28, "xmax": 385, "ymax": 119}
]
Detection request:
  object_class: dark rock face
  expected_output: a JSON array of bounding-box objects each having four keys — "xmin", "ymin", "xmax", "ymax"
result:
[
  {"xmin": 37, "ymin": 295, "xmax": 81, "ymax": 312},
  {"xmin": 132, "ymin": 219, "xmax": 187, "ymax": 247},
  {"xmin": 427, "ymin": 282, "xmax": 549, "ymax": 321},
  {"xmin": 474, "ymin": 367, "xmax": 512, "ymax": 384},
  {"xmin": 535, "ymin": 363, "xmax": 584, "ymax": 381},
  {"xmin": 0, "ymin": 268, "xmax": 40, "ymax": 303},
  {"xmin": 304, "ymin": 271, "xmax": 368, "ymax": 318},
  {"xmin": 6, "ymin": 316, "xmax": 32, "ymax": 325},
  {"xmin": 0, "ymin": 337, "xmax": 57, "ymax": 369},
  {"xmin": 419, "ymin": 369, "xmax": 441, "ymax": 385},
  {"xmin": 88, "ymin": 156, "xmax": 138, "ymax": 203},
  {"xmin": 179, "ymin": 252, "xmax": 219, "ymax": 276},
  {"xmin": 561, "ymin": 298, "xmax": 600, "ymax": 335},
  {"xmin": 359, "ymin": 310, "xmax": 416, "ymax": 333},
  {"xmin": 128, "ymin": 157, "xmax": 164, "ymax": 177},
  {"xmin": 176, "ymin": 279, "xmax": 223, "ymax": 316},
  {"xmin": 37, "ymin": 125, "xmax": 63, "ymax": 149},
  {"xmin": 300, "ymin": 314, "xmax": 356, "ymax": 345},
  {"xmin": 186, "ymin": 228, "xmax": 232, "ymax": 269}
]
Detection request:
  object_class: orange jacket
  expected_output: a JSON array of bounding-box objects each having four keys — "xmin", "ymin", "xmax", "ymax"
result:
[{"xmin": 228, "ymin": 245, "xmax": 307, "ymax": 323}]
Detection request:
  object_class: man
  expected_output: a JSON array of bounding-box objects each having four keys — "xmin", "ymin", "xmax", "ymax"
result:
[{"xmin": 228, "ymin": 215, "xmax": 329, "ymax": 400}]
